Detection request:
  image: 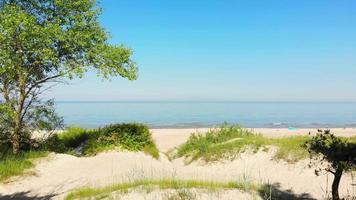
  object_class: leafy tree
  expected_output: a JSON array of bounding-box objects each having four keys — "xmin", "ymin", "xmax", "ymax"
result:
[
  {"xmin": 304, "ymin": 130, "xmax": 356, "ymax": 200},
  {"xmin": 0, "ymin": 0, "xmax": 138, "ymax": 153}
]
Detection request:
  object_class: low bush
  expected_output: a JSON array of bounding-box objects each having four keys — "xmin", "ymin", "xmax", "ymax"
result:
[
  {"xmin": 43, "ymin": 123, "xmax": 159, "ymax": 158},
  {"xmin": 42, "ymin": 127, "xmax": 94, "ymax": 154},
  {"xmin": 94, "ymin": 123, "xmax": 154, "ymax": 151}
]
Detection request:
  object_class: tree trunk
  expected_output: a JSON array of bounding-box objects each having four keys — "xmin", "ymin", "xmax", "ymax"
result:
[
  {"xmin": 12, "ymin": 105, "xmax": 23, "ymax": 154},
  {"xmin": 12, "ymin": 100, "xmax": 25, "ymax": 154},
  {"xmin": 332, "ymin": 167, "xmax": 343, "ymax": 200},
  {"xmin": 12, "ymin": 127, "xmax": 20, "ymax": 154},
  {"xmin": 11, "ymin": 78, "xmax": 26, "ymax": 154}
]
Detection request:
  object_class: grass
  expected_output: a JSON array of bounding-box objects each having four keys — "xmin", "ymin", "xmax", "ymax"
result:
[
  {"xmin": 64, "ymin": 179, "xmax": 262, "ymax": 200},
  {"xmin": 174, "ymin": 125, "xmax": 356, "ymax": 164},
  {"xmin": 267, "ymin": 136, "xmax": 310, "ymax": 162},
  {"xmin": 0, "ymin": 151, "xmax": 48, "ymax": 182},
  {"xmin": 143, "ymin": 142, "xmax": 160, "ymax": 159},
  {"xmin": 173, "ymin": 124, "xmax": 310, "ymax": 163},
  {"xmin": 44, "ymin": 123, "xmax": 160, "ymax": 159},
  {"xmin": 165, "ymin": 189, "xmax": 197, "ymax": 200},
  {"xmin": 0, "ymin": 123, "xmax": 160, "ymax": 182}
]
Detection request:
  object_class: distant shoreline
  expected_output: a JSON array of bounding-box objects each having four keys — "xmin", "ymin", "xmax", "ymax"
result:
[
  {"xmin": 55, "ymin": 100, "xmax": 356, "ymax": 104},
  {"xmin": 62, "ymin": 124, "xmax": 356, "ymax": 129}
]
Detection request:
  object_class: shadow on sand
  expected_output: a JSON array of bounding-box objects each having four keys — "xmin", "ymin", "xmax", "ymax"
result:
[
  {"xmin": 0, "ymin": 191, "xmax": 55, "ymax": 200},
  {"xmin": 0, "ymin": 183, "xmax": 318, "ymax": 200},
  {"xmin": 259, "ymin": 183, "xmax": 317, "ymax": 200}
]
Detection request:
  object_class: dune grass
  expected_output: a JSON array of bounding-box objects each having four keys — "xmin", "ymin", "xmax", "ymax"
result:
[
  {"xmin": 44, "ymin": 123, "xmax": 160, "ymax": 159},
  {"xmin": 0, "ymin": 151, "xmax": 48, "ymax": 182},
  {"xmin": 267, "ymin": 136, "xmax": 310, "ymax": 162},
  {"xmin": 173, "ymin": 124, "xmax": 310, "ymax": 163},
  {"xmin": 65, "ymin": 179, "xmax": 262, "ymax": 200},
  {"xmin": 0, "ymin": 123, "xmax": 159, "ymax": 183}
]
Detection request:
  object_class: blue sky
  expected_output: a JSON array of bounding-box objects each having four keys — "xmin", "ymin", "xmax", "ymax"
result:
[{"xmin": 52, "ymin": 0, "xmax": 356, "ymax": 101}]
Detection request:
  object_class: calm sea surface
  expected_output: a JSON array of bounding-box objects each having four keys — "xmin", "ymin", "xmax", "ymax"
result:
[{"xmin": 55, "ymin": 101, "xmax": 356, "ymax": 128}]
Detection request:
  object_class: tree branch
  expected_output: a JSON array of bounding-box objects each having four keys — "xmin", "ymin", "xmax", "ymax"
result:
[
  {"xmin": 25, "ymin": 74, "xmax": 62, "ymax": 97},
  {"xmin": 326, "ymin": 168, "xmax": 336, "ymax": 175}
]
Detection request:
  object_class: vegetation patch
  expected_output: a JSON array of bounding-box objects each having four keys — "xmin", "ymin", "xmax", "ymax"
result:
[
  {"xmin": 304, "ymin": 130, "xmax": 356, "ymax": 200},
  {"xmin": 64, "ymin": 179, "xmax": 261, "ymax": 200},
  {"xmin": 172, "ymin": 124, "xmax": 311, "ymax": 163},
  {"xmin": 0, "ymin": 151, "xmax": 48, "ymax": 182},
  {"xmin": 44, "ymin": 123, "xmax": 159, "ymax": 159}
]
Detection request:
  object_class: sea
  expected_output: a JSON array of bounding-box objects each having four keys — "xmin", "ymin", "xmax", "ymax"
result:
[{"xmin": 55, "ymin": 101, "xmax": 356, "ymax": 129}]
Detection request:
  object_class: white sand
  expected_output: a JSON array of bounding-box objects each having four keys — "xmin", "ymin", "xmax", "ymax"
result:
[{"xmin": 0, "ymin": 128, "xmax": 355, "ymax": 199}]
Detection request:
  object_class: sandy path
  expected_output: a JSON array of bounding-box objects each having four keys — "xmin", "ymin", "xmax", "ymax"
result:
[{"xmin": 0, "ymin": 128, "xmax": 355, "ymax": 199}]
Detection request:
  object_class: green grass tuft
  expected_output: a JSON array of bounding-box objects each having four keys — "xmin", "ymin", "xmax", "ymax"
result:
[
  {"xmin": 0, "ymin": 151, "xmax": 48, "ymax": 182},
  {"xmin": 64, "ymin": 179, "xmax": 261, "ymax": 200},
  {"xmin": 173, "ymin": 124, "xmax": 310, "ymax": 163},
  {"xmin": 143, "ymin": 142, "xmax": 160, "ymax": 159},
  {"xmin": 266, "ymin": 136, "xmax": 309, "ymax": 163},
  {"xmin": 44, "ymin": 123, "xmax": 160, "ymax": 159}
]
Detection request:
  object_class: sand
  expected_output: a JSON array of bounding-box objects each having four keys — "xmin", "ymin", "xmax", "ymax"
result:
[{"xmin": 0, "ymin": 128, "xmax": 355, "ymax": 200}]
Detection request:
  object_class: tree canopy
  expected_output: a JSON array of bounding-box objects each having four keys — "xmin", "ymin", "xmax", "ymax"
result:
[
  {"xmin": 0, "ymin": 0, "xmax": 138, "ymax": 153},
  {"xmin": 304, "ymin": 130, "xmax": 356, "ymax": 200}
]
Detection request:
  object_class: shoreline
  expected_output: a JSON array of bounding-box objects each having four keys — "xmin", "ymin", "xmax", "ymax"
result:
[{"xmin": 64, "ymin": 124, "xmax": 356, "ymax": 129}]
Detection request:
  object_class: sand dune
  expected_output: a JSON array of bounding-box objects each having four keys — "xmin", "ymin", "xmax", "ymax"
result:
[{"xmin": 0, "ymin": 128, "xmax": 355, "ymax": 199}]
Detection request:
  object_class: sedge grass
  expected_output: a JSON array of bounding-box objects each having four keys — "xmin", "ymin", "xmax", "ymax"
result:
[
  {"xmin": 173, "ymin": 125, "xmax": 311, "ymax": 163},
  {"xmin": 65, "ymin": 179, "xmax": 262, "ymax": 200},
  {"xmin": 0, "ymin": 151, "xmax": 48, "ymax": 182}
]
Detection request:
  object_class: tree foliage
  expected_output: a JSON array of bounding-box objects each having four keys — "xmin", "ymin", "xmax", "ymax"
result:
[
  {"xmin": 0, "ymin": 0, "xmax": 138, "ymax": 153},
  {"xmin": 304, "ymin": 130, "xmax": 356, "ymax": 200}
]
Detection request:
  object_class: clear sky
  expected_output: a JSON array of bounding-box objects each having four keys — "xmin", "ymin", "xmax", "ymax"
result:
[{"xmin": 52, "ymin": 0, "xmax": 356, "ymax": 102}]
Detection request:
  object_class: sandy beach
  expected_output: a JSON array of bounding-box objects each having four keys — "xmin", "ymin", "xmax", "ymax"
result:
[{"xmin": 0, "ymin": 128, "xmax": 355, "ymax": 200}]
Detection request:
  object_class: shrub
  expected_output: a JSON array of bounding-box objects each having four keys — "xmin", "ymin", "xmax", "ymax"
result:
[
  {"xmin": 83, "ymin": 123, "xmax": 158, "ymax": 157},
  {"xmin": 96, "ymin": 123, "xmax": 153, "ymax": 151},
  {"xmin": 304, "ymin": 130, "xmax": 356, "ymax": 200},
  {"xmin": 41, "ymin": 134, "xmax": 67, "ymax": 153},
  {"xmin": 43, "ymin": 123, "xmax": 159, "ymax": 158},
  {"xmin": 58, "ymin": 127, "xmax": 93, "ymax": 148}
]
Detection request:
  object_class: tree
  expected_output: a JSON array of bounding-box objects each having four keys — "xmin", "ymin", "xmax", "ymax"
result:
[
  {"xmin": 304, "ymin": 130, "xmax": 356, "ymax": 200},
  {"xmin": 0, "ymin": 0, "xmax": 138, "ymax": 154}
]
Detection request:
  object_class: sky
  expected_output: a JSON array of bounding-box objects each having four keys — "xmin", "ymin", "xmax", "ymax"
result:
[{"xmin": 51, "ymin": 0, "xmax": 356, "ymax": 102}]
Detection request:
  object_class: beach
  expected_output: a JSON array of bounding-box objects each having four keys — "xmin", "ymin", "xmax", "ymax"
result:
[{"xmin": 0, "ymin": 127, "xmax": 355, "ymax": 199}]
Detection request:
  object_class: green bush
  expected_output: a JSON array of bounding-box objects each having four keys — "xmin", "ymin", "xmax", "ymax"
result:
[
  {"xmin": 96, "ymin": 123, "xmax": 153, "ymax": 151},
  {"xmin": 83, "ymin": 123, "xmax": 158, "ymax": 157},
  {"xmin": 43, "ymin": 123, "xmax": 159, "ymax": 158},
  {"xmin": 58, "ymin": 127, "xmax": 93, "ymax": 148},
  {"xmin": 42, "ymin": 134, "xmax": 67, "ymax": 153}
]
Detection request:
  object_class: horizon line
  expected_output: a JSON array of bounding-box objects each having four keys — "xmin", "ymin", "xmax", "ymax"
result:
[{"xmin": 54, "ymin": 100, "xmax": 356, "ymax": 103}]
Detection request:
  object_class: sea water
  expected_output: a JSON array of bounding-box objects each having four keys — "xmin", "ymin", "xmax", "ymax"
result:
[{"xmin": 55, "ymin": 101, "xmax": 356, "ymax": 128}]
